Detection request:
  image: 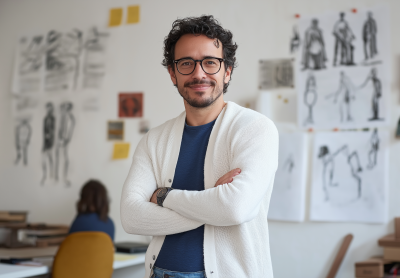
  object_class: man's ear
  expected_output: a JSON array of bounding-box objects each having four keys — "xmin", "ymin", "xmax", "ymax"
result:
[
  {"xmin": 224, "ymin": 66, "xmax": 232, "ymax": 84},
  {"xmin": 168, "ymin": 66, "xmax": 177, "ymax": 86}
]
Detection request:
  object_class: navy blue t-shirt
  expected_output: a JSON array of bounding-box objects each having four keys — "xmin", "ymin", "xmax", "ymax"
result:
[
  {"xmin": 155, "ymin": 119, "xmax": 216, "ymax": 272},
  {"xmin": 69, "ymin": 213, "xmax": 115, "ymax": 241}
]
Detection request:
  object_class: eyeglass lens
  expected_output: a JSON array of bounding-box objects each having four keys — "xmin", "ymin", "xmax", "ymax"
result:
[{"xmin": 177, "ymin": 58, "xmax": 221, "ymax": 75}]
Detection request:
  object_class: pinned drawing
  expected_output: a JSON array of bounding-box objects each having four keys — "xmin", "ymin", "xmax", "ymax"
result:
[
  {"xmin": 258, "ymin": 59, "xmax": 293, "ymax": 90},
  {"xmin": 14, "ymin": 118, "xmax": 32, "ymax": 166},
  {"xmin": 326, "ymin": 71, "xmax": 356, "ymax": 122},
  {"xmin": 302, "ymin": 19, "xmax": 327, "ymax": 70},
  {"xmin": 363, "ymin": 12, "xmax": 378, "ymax": 61},
  {"xmin": 359, "ymin": 67, "xmax": 382, "ymax": 121},
  {"xmin": 118, "ymin": 93, "xmax": 143, "ymax": 118},
  {"xmin": 55, "ymin": 102, "xmax": 75, "ymax": 186},
  {"xmin": 82, "ymin": 27, "xmax": 109, "ymax": 89},
  {"xmin": 333, "ymin": 13, "xmax": 356, "ymax": 66},
  {"xmin": 13, "ymin": 35, "xmax": 45, "ymax": 93},
  {"xmin": 296, "ymin": 6, "xmax": 390, "ymax": 129},
  {"xmin": 310, "ymin": 130, "xmax": 388, "ymax": 223},
  {"xmin": 41, "ymin": 102, "xmax": 56, "ymax": 185},
  {"xmin": 268, "ymin": 133, "xmax": 308, "ymax": 222},
  {"xmin": 303, "ymin": 72, "xmax": 317, "ymax": 125}
]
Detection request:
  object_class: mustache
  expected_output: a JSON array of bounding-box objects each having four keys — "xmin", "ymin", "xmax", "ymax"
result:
[{"xmin": 184, "ymin": 79, "xmax": 216, "ymax": 87}]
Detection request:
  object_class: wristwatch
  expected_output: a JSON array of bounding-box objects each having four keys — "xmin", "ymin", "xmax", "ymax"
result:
[{"xmin": 156, "ymin": 187, "xmax": 174, "ymax": 207}]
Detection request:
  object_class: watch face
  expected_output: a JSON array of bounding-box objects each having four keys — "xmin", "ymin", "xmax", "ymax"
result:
[{"xmin": 157, "ymin": 188, "xmax": 167, "ymax": 197}]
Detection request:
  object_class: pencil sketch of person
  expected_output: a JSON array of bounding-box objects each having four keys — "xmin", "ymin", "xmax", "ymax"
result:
[
  {"xmin": 41, "ymin": 102, "xmax": 56, "ymax": 185},
  {"xmin": 46, "ymin": 31, "xmax": 64, "ymax": 72},
  {"xmin": 363, "ymin": 12, "xmax": 378, "ymax": 60},
  {"xmin": 359, "ymin": 67, "xmax": 382, "ymax": 121},
  {"xmin": 63, "ymin": 29, "xmax": 83, "ymax": 89},
  {"xmin": 55, "ymin": 102, "xmax": 75, "ymax": 186},
  {"xmin": 290, "ymin": 26, "xmax": 300, "ymax": 53},
  {"xmin": 19, "ymin": 36, "xmax": 44, "ymax": 75},
  {"xmin": 15, "ymin": 119, "xmax": 32, "ymax": 166},
  {"xmin": 326, "ymin": 71, "xmax": 356, "ymax": 122},
  {"xmin": 318, "ymin": 145, "xmax": 362, "ymax": 201},
  {"xmin": 302, "ymin": 19, "xmax": 327, "ymax": 70},
  {"xmin": 303, "ymin": 72, "xmax": 317, "ymax": 125},
  {"xmin": 367, "ymin": 129, "xmax": 379, "ymax": 169},
  {"xmin": 333, "ymin": 13, "xmax": 356, "ymax": 66}
]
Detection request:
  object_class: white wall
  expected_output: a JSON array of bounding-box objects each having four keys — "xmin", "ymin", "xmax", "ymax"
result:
[{"xmin": 0, "ymin": 0, "xmax": 399, "ymax": 277}]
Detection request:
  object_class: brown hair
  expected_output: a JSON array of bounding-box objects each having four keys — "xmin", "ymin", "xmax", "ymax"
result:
[{"xmin": 77, "ymin": 180, "xmax": 109, "ymax": 221}]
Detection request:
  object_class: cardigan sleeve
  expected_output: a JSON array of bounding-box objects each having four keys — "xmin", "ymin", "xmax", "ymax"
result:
[
  {"xmin": 163, "ymin": 117, "xmax": 279, "ymax": 226},
  {"xmin": 120, "ymin": 134, "xmax": 204, "ymax": 236}
]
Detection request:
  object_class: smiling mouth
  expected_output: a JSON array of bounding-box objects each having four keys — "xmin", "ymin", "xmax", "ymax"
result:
[{"xmin": 189, "ymin": 85, "xmax": 211, "ymax": 91}]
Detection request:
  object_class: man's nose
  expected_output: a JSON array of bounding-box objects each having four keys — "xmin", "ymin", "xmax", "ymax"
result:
[{"xmin": 191, "ymin": 61, "xmax": 208, "ymax": 79}]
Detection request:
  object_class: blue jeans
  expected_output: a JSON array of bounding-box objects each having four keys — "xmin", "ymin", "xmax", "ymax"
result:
[{"xmin": 152, "ymin": 266, "xmax": 206, "ymax": 278}]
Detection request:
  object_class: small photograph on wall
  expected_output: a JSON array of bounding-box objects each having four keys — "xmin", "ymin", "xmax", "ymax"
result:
[
  {"xmin": 107, "ymin": 120, "xmax": 124, "ymax": 141},
  {"xmin": 118, "ymin": 92, "xmax": 143, "ymax": 118},
  {"xmin": 259, "ymin": 59, "xmax": 294, "ymax": 90}
]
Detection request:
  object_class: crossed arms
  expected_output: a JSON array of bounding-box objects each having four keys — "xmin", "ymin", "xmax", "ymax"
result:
[{"xmin": 120, "ymin": 118, "xmax": 278, "ymax": 236}]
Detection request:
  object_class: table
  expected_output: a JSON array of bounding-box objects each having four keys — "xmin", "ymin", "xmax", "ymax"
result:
[{"xmin": 0, "ymin": 247, "xmax": 146, "ymax": 278}]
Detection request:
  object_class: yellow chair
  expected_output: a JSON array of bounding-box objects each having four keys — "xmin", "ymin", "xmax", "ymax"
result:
[{"xmin": 52, "ymin": 231, "xmax": 114, "ymax": 278}]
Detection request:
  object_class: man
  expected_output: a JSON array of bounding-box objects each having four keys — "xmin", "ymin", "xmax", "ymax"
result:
[
  {"xmin": 363, "ymin": 12, "xmax": 378, "ymax": 60},
  {"xmin": 332, "ymin": 13, "xmax": 355, "ymax": 66},
  {"xmin": 302, "ymin": 19, "xmax": 327, "ymax": 70},
  {"xmin": 41, "ymin": 102, "xmax": 56, "ymax": 185},
  {"xmin": 55, "ymin": 102, "xmax": 75, "ymax": 186},
  {"xmin": 121, "ymin": 15, "xmax": 278, "ymax": 278}
]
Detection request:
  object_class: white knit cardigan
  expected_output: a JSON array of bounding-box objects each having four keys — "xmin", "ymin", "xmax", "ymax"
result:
[{"xmin": 121, "ymin": 101, "xmax": 279, "ymax": 278}]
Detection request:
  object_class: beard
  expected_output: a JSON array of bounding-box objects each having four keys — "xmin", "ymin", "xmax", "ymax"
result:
[{"xmin": 176, "ymin": 78, "xmax": 224, "ymax": 108}]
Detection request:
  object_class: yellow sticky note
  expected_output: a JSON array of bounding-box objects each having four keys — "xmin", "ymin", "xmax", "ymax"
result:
[
  {"xmin": 109, "ymin": 8, "xmax": 123, "ymax": 27},
  {"xmin": 112, "ymin": 143, "xmax": 130, "ymax": 159},
  {"xmin": 127, "ymin": 5, "xmax": 140, "ymax": 24},
  {"xmin": 114, "ymin": 253, "xmax": 138, "ymax": 261}
]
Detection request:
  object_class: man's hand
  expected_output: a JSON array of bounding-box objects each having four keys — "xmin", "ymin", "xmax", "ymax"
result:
[
  {"xmin": 214, "ymin": 168, "xmax": 241, "ymax": 187},
  {"xmin": 150, "ymin": 188, "xmax": 160, "ymax": 204}
]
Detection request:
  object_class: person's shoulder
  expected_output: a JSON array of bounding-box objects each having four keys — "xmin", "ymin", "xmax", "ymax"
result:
[{"xmin": 224, "ymin": 101, "xmax": 276, "ymax": 132}]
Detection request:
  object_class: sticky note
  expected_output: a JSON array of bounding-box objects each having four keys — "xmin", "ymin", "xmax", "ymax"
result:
[
  {"xmin": 112, "ymin": 143, "xmax": 130, "ymax": 159},
  {"xmin": 109, "ymin": 8, "xmax": 123, "ymax": 27},
  {"xmin": 127, "ymin": 5, "xmax": 140, "ymax": 24},
  {"xmin": 114, "ymin": 253, "xmax": 138, "ymax": 261}
]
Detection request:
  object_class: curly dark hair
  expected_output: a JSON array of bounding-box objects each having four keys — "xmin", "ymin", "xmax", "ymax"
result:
[
  {"xmin": 162, "ymin": 15, "xmax": 238, "ymax": 94},
  {"xmin": 77, "ymin": 180, "xmax": 109, "ymax": 222}
]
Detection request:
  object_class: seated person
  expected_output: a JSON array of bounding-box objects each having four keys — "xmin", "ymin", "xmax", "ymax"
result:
[{"xmin": 69, "ymin": 180, "xmax": 115, "ymax": 241}]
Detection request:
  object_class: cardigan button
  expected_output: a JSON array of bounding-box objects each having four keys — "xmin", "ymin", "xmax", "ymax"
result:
[
  {"xmin": 168, "ymin": 179, "xmax": 172, "ymax": 183},
  {"xmin": 150, "ymin": 263, "xmax": 152, "ymax": 269},
  {"xmin": 153, "ymin": 255, "xmax": 155, "ymax": 260}
]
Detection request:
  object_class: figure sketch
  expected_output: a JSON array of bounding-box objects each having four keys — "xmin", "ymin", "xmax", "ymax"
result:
[
  {"xmin": 359, "ymin": 67, "xmax": 382, "ymax": 121},
  {"xmin": 15, "ymin": 118, "xmax": 32, "ymax": 166},
  {"xmin": 19, "ymin": 36, "xmax": 44, "ymax": 75},
  {"xmin": 303, "ymin": 72, "xmax": 317, "ymax": 125},
  {"xmin": 333, "ymin": 13, "xmax": 356, "ymax": 66},
  {"xmin": 363, "ymin": 12, "xmax": 378, "ymax": 60},
  {"xmin": 55, "ymin": 102, "xmax": 75, "ymax": 186},
  {"xmin": 290, "ymin": 26, "xmax": 300, "ymax": 53},
  {"xmin": 367, "ymin": 128, "xmax": 379, "ymax": 169},
  {"xmin": 302, "ymin": 19, "xmax": 327, "ymax": 70},
  {"xmin": 41, "ymin": 102, "xmax": 56, "ymax": 185},
  {"xmin": 326, "ymin": 71, "xmax": 356, "ymax": 122},
  {"xmin": 318, "ymin": 145, "xmax": 362, "ymax": 202}
]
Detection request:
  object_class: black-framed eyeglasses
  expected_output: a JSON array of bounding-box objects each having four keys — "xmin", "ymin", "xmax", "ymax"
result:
[{"xmin": 173, "ymin": 57, "xmax": 225, "ymax": 75}]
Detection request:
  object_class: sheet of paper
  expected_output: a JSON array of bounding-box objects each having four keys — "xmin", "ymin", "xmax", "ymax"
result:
[
  {"xmin": 127, "ymin": 6, "xmax": 140, "ymax": 24},
  {"xmin": 259, "ymin": 59, "xmax": 294, "ymax": 90},
  {"xmin": 109, "ymin": 8, "xmax": 123, "ymax": 27},
  {"xmin": 310, "ymin": 129, "xmax": 389, "ymax": 223},
  {"xmin": 268, "ymin": 132, "xmax": 308, "ymax": 222},
  {"xmin": 112, "ymin": 143, "xmax": 130, "ymax": 160},
  {"xmin": 295, "ymin": 5, "xmax": 391, "ymax": 129}
]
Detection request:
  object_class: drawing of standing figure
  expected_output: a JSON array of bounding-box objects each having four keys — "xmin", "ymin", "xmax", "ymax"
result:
[
  {"xmin": 367, "ymin": 128, "xmax": 379, "ymax": 169},
  {"xmin": 303, "ymin": 72, "xmax": 317, "ymax": 125},
  {"xmin": 333, "ymin": 13, "xmax": 356, "ymax": 66},
  {"xmin": 55, "ymin": 102, "xmax": 75, "ymax": 186},
  {"xmin": 359, "ymin": 68, "xmax": 382, "ymax": 121},
  {"xmin": 363, "ymin": 12, "xmax": 378, "ymax": 60},
  {"xmin": 318, "ymin": 145, "xmax": 362, "ymax": 201},
  {"xmin": 41, "ymin": 102, "xmax": 55, "ymax": 185},
  {"xmin": 15, "ymin": 119, "xmax": 32, "ymax": 166},
  {"xmin": 302, "ymin": 19, "xmax": 327, "ymax": 70},
  {"xmin": 326, "ymin": 71, "xmax": 356, "ymax": 122}
]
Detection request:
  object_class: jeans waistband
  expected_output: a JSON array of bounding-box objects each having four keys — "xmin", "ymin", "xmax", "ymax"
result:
[{"xmin": 152, "ymin": 266, "xmax": 206, "ymax": 278}]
